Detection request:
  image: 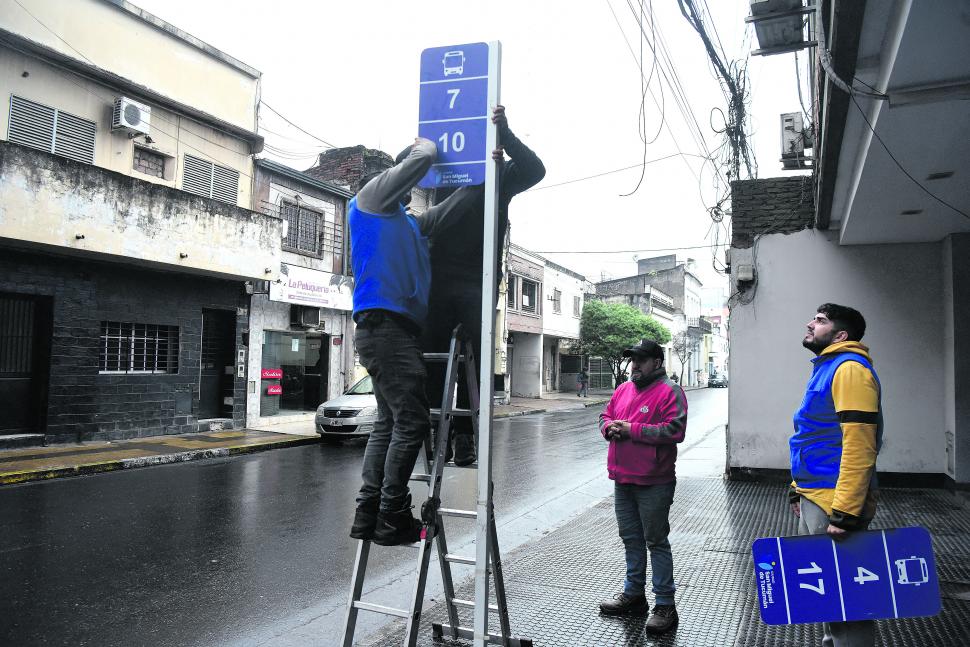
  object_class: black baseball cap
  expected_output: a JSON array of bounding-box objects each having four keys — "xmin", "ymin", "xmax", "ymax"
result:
[{"xmin": 622, "ymin": 339, "xmax": 664, "ymax": 359}]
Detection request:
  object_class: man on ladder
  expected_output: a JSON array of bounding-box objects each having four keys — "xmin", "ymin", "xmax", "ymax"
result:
[{"xmin": 348, "ymin": 137, "xmax": 445, "ymax": 547}]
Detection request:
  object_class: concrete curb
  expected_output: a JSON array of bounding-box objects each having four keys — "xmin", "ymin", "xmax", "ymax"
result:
[{"xmin": 0, "ymin": 435, "xmax": 321, "ymax": 486}]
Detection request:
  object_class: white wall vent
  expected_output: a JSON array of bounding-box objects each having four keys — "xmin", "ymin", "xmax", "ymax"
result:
[
  {"xmin": 182, "ymin": 154, "xmax": 240, "ymax": 205},
  {"xmin": 112, "ymin": 97, "xmax": 151, "ymax": 136},
  {"xmin": 8, "ymin": 95, "xmax": 96, "ymax": 164}
]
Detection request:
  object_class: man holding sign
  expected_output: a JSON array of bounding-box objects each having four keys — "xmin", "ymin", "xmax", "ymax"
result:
[
  {"xmin": 790, "ymin": 303, "xmax": 883, "ymax": 646},
  {"xmin": 421, "ymin": 104, "xmax": 545, "ymax": 465}
]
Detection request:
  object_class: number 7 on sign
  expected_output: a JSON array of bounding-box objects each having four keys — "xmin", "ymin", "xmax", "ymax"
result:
[
  {"xmin": 798, "ymin": 562, "xmax": 825, "ymax": 595},
  {"xmin": 446, "ymin": 88, "xmax": 460, "ymax": 109}
]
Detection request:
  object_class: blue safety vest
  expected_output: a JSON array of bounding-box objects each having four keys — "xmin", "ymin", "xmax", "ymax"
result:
[
  {"xmin": 349, "ymin": 197, "xmax": 430, "ymax": 327},
  {"xmin": 791, "ymin": 352, "xmax": 883, "ymax": 488}
]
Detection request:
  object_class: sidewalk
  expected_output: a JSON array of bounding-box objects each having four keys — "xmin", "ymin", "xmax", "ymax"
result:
[
  {"xmin": 363, "ymin": 478, "xmax": 970, "ymax": 647},
  {"xmin": 0, "ymin": 390, "xmax": 614, "ymax": 486}
]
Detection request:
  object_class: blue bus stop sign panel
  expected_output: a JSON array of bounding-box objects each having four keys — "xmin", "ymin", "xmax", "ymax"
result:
[
  {"xmin": 753, "ymin": 527, "xmax": 940, "ymax": 625},
  {"xmin": 417, "ymin": 42, "xmax": 491, "ymax": 189}
]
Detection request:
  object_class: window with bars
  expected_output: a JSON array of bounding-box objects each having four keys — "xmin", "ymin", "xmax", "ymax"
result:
[
  {"xmin": 552, "ymin": 289, "xmax": 562, "ymax": 314},
  {"xmin": 7, "ymin": 95, "xmax": 96, "ymax": 164},
  {"xmin": 99, "ymin": 321, "xmax": 179, "ymax": 374},
  {"xmin": 521, "ymin": 279, "xmax": 538, "ymax": 314},
  {"xmin": 181, "ymin": 153, "xmax": 239, "ymax": 204},
  {"xmin": 573, "ymin": 295, "xmax": 582, "ymax": 317},
  {"xmin": 507, "ymin": 275, "xmax": 517, "ymax": 310},
  {"xmin": 281, "ymin": 201, "xmax": 334, "ymax": 256}
]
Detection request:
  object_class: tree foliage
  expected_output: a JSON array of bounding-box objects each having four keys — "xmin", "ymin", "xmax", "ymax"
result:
[{"xmin": 579, "ymin": 300, "xmax": 672, "ymax": 386}]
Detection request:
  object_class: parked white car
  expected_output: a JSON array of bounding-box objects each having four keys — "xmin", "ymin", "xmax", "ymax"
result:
[{"xmin": 315, "ymin": 375, "xmax": 377, "ymax": 441}]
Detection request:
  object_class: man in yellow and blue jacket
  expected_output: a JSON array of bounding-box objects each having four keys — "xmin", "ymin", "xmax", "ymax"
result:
[{"xmin": 790, "ymin": 303, "xmax": 882, "ymax": 647}]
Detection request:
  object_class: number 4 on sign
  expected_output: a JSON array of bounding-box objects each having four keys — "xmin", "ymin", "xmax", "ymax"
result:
[
  {"xmin": 854, "ymin": 567, "xmax": 880, "ymax": 585},
  {"xmin": 798, "ymin": 562, "xmax": 825, "ymax": 595}
]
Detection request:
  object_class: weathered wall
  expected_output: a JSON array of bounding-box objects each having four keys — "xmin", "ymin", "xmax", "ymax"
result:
[
  {"xmin": 730, "ymin": 176, "xmax": 814, "ymax": 249},
  {"xmin": 305, "ymin": 146, "xmax": 393, "ymax": 193},
  {"xmin": 0, "ymin": 142, "xmax": 280, "ymax": 280},
  {"xmin": 728, "ymin": 229, "xmax": 944, "ymax": 476},
  {"xmin": 0, "ymin": 250, "xmax": 247, "ymax": 443}
]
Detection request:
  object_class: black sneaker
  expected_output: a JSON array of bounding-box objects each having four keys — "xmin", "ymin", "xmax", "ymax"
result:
[
  {"xmin": 453, "ymin": 433, "xmax": 476, "ymax": 466},
  {"xmin": 373, "ymin": 508, "xmax": 425, "ymax": 546},
  {"xmin": 598, "ymin": 592, "xmax": 648, "ymax": 616},
  {"xmin": 645, "ymin": 604, "xmax": 678, "ymax": 635},
  {"xmin": 349, "ymin": 500, "xmax": 379, "ymax": 540}
]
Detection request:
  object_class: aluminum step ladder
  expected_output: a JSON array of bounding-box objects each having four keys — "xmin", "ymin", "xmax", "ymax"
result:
[{"xmin": 341, "ymin": 326, "xmax": 532, "ymax": 647}]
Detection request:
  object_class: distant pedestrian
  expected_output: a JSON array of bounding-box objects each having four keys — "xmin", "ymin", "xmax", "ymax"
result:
[
  {"xmin": 598, "ymin": 339, "xmax": 687, "ymax": 636},
  {"xmin": 577, "ymin": 368, "xmax": 589, "ymax": 397},
  {"xmin": 790, "ymin": 304, "xmax": 882, "ymax": 647}
]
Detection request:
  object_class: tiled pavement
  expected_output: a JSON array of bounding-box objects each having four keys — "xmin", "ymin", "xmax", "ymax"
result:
[{"xmin": 363, "ymin": 478, "xmax": 970, "ymax": 647}]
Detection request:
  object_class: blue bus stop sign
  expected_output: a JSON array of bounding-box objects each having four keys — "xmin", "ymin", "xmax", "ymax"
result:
[
  {"xmin": 752, "ymin": 526, "xmax": 941, "ymax": 625},
  {"xmin": 418, "ymin": 42, "xmax": 493, "ymax": 188}
]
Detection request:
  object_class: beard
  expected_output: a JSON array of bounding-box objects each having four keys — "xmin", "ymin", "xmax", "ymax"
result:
[{"xmin": 802, "ymin": 332, "xmax": 833, "ymax": 355}]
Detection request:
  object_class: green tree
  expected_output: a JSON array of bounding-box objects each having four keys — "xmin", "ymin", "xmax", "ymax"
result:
[{"xmin": 579, "ymin": 300, "xmax": 671, "ymax": 388}]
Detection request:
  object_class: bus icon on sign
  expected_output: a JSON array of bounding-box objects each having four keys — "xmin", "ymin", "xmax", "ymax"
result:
[
  {"xmin": 895, "ymin": 556, "xmax": 929, "ymax": 585},
  {"xmin": 443, "ymin": 50, "xmax": 465, "ymax": 76}
]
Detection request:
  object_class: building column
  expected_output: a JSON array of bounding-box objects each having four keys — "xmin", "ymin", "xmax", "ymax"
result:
[{"xmin": 944, "ymin": 233, "xmax": 970, "ymax": 486}]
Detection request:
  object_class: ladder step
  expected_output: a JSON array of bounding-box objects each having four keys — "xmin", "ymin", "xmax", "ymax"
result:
[
  {"xmin": 439, "ymin": 507, "xmax": 477, "ymax": 519},
  {"xmin": 451, "ymin": 598, "xmax": 499, "ymax": 612},
  {"xmin": 353, "ymin": 601, "xmax": 409, "ymax": 618},
  {"xmin": 422, "ymin": 352, "xmax": 466, "ymax": 362},
  {"xmin": 430, "ymin": 407, "xmax": 473, "ymax": 418},
  {"xmin": 433, "ymin": 623, "xmax": 533, "ymax": 646},
  {"xmin": 410, "ymin": 473, "xmax": 431, "ymax": 483},
  {"xmin": 444, "ymin": 553, "xmax": 476, "ymax": 565}
]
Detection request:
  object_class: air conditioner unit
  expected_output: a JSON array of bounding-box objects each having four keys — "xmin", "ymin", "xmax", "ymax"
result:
[
  {"xmin": 290, "ymin": 304, "xmax": 321, "ymax": 328},
  {"xmin": 112, "ymin": 97, "xmax": 151, "ymax": 136}
]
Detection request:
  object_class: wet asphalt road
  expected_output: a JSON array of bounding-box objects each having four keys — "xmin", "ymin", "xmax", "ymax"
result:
[{"xmin": 0, "ymin": 388, "xmax": 727, "ymax": 647}]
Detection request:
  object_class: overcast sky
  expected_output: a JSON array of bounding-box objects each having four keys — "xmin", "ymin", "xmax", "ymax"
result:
[{"xmin": 136, "ymin": 0, "xmax": 807, "ymax": 293}]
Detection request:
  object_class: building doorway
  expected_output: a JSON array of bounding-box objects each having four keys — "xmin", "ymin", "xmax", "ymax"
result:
[
  {"xmin": 200, "ymin": 309, "xmax": 236, "ymax": 419},
  {"xmin": 0, "ymin": 293, "xmax": 52, "ymax": 434}
]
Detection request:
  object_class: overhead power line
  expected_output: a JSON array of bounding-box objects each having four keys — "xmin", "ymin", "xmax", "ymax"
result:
[
  {"xmin": 534, "ymin": 243, "xmax": 724, "ymax": 254},
  {"xmin": 260, "ymin": 102, "xmax": 338, "ymax": 149}
]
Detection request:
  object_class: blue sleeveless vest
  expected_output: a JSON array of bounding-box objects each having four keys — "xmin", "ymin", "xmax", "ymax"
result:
[
  {"xmin": 348, "ymin": 197, "xmax": 430, "ymax": 326},
  {"xmin": 791, "ymin": 352, "xmax": 883, "ymax": 489}
]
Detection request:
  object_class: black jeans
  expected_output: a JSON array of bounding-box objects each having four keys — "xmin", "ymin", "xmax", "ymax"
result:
[
  {"xmin": 355, "ymin": 313, "xmax": 429, "ymax": 512},
  {"xmin": 422, "ymin": 279, "xmax": 483, "ymax": 436}
]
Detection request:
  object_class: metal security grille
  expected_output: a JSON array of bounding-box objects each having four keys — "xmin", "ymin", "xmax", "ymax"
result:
[
  {"xmin": 552, "ymin": 289, "xmax": 562, "ymax": 314},
  {"xmin": 181, "ymin": 153, "xmax": 239, "ymax": 204},
  {"xmin": 0, "ymin": 297, "xmax": 34, "ymax": 375},
  {"xmin": 573, "ymin": 295, "xmax": 581, "ymax": 317},
  {"xmin": 280, "ymin": 200, "xmax": 341, "ymax": 257},
  {"xmin": 8, "ymin": 95, "xmax": 96, "ymax": 164},
  {"xmin": 99, "ymin": 321, "xmax": 179, "ymax": 374}
]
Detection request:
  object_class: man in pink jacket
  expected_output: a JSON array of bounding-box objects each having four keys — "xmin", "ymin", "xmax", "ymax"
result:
[{"xmin": 597, "ymin": 339, "xmax": 687, "ymax": 636}]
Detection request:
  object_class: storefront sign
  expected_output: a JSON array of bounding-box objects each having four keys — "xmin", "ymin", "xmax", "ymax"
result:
[
  {"xmin": 261, "ymin": 368, "xmax": 283, "ymax": 379},
  {"xmin": 266, "ymin": 385, "xmax": 283, "ymax": 396},
  {"xmin": 270, "ymin": 264, "xmax": 354, "ymax": 311}
]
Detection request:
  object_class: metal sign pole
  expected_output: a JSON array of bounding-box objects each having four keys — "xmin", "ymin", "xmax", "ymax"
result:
[{"xmin": 473, "ymin": 40, "xmax": 501, "ymax": 647}]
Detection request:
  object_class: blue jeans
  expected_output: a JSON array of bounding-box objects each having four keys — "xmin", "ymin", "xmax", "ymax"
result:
[
  {"xmin": 355, "ymin": 315, "xmax": 429, "ymax": 512},
  {"xmin": 614, "ymin": 481, "xmax": 677, "ymax": 605}
]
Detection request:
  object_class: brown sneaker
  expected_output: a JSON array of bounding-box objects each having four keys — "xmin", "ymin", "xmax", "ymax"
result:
[
  {"xmin": 645, "ymin": 604, "xmax": 678, "ymax": 635},
  {"xmin": 598, "ymin": 592, "xmax": 648, "ymax": 616}
]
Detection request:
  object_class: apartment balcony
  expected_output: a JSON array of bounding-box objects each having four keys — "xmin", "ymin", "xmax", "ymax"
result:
[
  {"xmin": 0, "ymin": 141, "xmax": 281, "ymax": 280},
  {"xmin": 688, "ymin": 316, "xmax": 713, "ymax": 334}
]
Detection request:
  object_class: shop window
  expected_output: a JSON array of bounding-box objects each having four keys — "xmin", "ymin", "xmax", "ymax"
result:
[
  {"xmin": 521, "ymin": 279, "xmax": 538, "ymax": 314},
  {"xmin": 261, "ymin": 331, "xmax": 328, "ymax": 415},
  {"xmin": 99, "ymin": 321, "xmax": 178, "ymax": 374}
]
